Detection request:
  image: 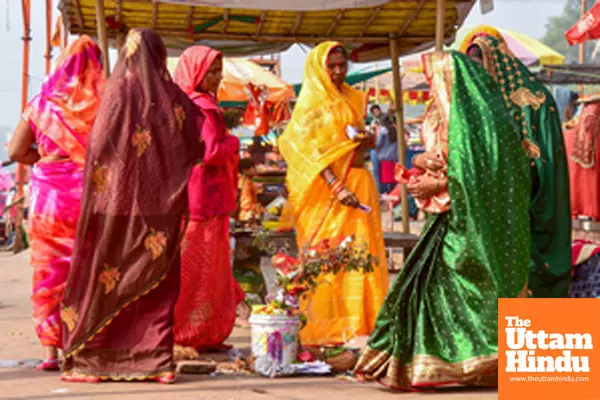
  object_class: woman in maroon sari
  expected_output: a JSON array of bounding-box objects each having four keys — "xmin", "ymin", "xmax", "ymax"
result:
[
  {"xmin": 172, "ymin": 46, "xmax": 245, "ymax": 350},
  {"xmin": 60, "ymin": 29, "xmax": 204, "ymax": 384}
]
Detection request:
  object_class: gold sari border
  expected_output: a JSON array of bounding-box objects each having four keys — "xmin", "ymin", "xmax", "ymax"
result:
[
  {"xmin": 61, "ymin": 368, "xmax": 174, "ymax": 382},
  {"xmin": 355, "ymin": 347, "xmax": 498, "ymax": 391}
]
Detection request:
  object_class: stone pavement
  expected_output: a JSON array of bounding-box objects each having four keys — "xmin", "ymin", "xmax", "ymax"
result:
[{"xmin": 0, "ymin": 249, "xmax": 498, "ymax": 400}]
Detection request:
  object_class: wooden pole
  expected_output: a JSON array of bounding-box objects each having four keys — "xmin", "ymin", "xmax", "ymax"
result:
[
  {"xmin": 95, "ymin": 0, "xmax": 110, "ymax": 78},
  {"xmin": 580, "ymin": 0, "xmax": 586, "ymax": 94},
  {"xmin": 15, "ymin": 0, "xmax": 32, "ymax": 253},
  {"xmin": 435, "ymin": 0, "xmax": 446, "ymax": 51},
  {"xmin": 45, "ymin": 0, "xmax": 52, "ymax": 74},
  {"xmin": 389, "ymin": 34, "xmax": 409, "ymax": 234}
]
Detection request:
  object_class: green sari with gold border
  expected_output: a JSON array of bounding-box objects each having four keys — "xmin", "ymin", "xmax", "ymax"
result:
[
  {"xmin": 469, "ymin": 35, "xmax": 572, "ymax": 298},
  {"xmin": 354, "ymin": 51, "xmax": 530, "ymax": 390}
]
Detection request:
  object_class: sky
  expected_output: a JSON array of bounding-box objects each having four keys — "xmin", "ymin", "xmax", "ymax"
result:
[{"xmin": 0, "ymin": 0, "xmax": 569, "ymax": 161}]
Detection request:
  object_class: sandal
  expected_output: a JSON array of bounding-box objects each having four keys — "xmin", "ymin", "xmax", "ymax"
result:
[
  {"xmin": 154, "ymin": 372, "xmax": 176, "ymax": 384},
  {"xmin": 36, "ymin": 358, "xmax": 60, "ymax": 372}
]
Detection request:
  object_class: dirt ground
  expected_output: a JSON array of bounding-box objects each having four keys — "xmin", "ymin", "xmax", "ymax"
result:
[{"xmin": 0, "ymin": 221, "xmax": 498, "ymax": 399}]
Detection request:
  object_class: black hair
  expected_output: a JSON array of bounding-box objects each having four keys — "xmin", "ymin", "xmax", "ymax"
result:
[
  {"xmin": 370, "ymin": 104, "xmax": 381, "ymax": 113},
  {"xmin": 467, "ymin": 44, "xmax": 484, "ymax": 62},
  {"xmin": 239, "ymin": 158, "xmax": 256, "ymax": 173}
]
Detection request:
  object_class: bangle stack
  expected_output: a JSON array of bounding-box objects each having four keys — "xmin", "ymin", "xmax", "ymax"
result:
[{"xmin": 330, "ymin": 180, "xmax": 344, "ymax": 196}]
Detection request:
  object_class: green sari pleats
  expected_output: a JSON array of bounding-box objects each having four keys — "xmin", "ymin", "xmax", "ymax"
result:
[{"xmin": 355, "ymin": 51, "xmax": 531, "ymax": 390}]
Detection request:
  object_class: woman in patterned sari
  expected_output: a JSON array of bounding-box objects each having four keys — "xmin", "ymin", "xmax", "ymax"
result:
[
  {"xmin": 172, "ymin": 46, "xmax": 245, "ymax": 350},
  {"xmin": 279, "ymin": 42, "xmax": 388, "ymax": 346},
  {"xmin": 8, "ymin": 36, "xmax": 105, "ymax": 370},
  {"xmin": 60, "ymin": 29, "xmax": 203, "ymax": 384},
  {"xmin": 461, "ymin": 26, "xmax": 572, "ymax": 298},
  {"xmin": 354, "ymin": 51, "xmax": 531, "ymax": 390}
]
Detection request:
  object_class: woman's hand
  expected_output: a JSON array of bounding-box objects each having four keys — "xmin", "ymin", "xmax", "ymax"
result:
[
  {"xmin": 354, "ymin": 133, "xmax": 376, "ymax": 150},
  {"xmin": 414, "ymin": 151, "xmax": 444, "ymax": 172},
  {"xmin": 336, "ymin": 186, "xmax": 360, "ymax": 208},
  {"xmin": 407, "ymin": 174, "xmax": 443, "ymax": 200}
]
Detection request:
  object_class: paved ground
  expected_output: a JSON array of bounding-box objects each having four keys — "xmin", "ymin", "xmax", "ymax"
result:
[{"xmin": 0, "ymin": 228, "xmax": 498, "ymax": 400}]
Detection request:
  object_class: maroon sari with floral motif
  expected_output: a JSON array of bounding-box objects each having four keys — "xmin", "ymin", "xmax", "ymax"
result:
[{"xmin": 60, "ymin": 29, "xmax": 203, "ymax": 382}]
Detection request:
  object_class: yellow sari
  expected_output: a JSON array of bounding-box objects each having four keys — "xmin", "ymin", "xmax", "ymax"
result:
[{"xmin": 279, "ymin": 42, "xmax": 388, "ymax": 346}]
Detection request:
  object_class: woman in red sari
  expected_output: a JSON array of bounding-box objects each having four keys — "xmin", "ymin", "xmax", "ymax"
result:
[
  {"xmin": 173, "ymin": 46, "xmax": 245, "ymax": 350},
  {"xmin": 564, "ymin": 95, "xmax": 600, "ymax": 221},
  {"xmin": 8, "ymin": 37, "xmax": 105, "ymax": 370},
  {"xmin": 60, "ymin": 29, "xmax": 204, "ymax": 384}
]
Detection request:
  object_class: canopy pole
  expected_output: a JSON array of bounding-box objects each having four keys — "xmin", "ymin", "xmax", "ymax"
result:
[
  {"xmin": 435, "ymin": 0, "xmax": 446, "ymax": 51},
  {"xmin": 389, "ymin": 34, "xmax": 409, "ymax": 234},
  {"xmin": 95, "ymin": 0, "xmax": 110, "ymax": 78},
  {"xmin": 15, "ymin": 0, "xmax": 32, "ymax": 253},
  {"xmin": 45, "ymin": 0, "xmax": 52, "ymax": 74},
  {"xmin": 579, "ymin": 0, "xmax": 586, "ymax": 94}
]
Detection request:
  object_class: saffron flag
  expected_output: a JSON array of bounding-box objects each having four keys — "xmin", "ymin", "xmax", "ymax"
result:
[{"xmin": 566, "ymin": 2, "xmax": 600, "ymax": 45}]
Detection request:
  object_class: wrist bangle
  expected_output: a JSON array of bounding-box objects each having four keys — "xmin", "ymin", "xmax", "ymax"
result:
[{"xmin": 326, "ymin": 176, "xmax": 337, "ymax": 187}]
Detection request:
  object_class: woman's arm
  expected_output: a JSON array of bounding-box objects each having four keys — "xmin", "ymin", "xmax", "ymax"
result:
[
  {"xmin": 8, "ymin": 119, "xmax": 40, "ymax": 166},
  {"xmin": 202, "ymin": 110, "xmax": 240, "ymax": 167},
  {"xmin": 320, "ymin": 167, "xmax": 360, "ymax": 208}
]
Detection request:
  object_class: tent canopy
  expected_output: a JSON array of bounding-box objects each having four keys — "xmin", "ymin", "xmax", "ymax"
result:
[{"xmin": 59, "ymin": 0, "xmax": 475, "ymax": 60}]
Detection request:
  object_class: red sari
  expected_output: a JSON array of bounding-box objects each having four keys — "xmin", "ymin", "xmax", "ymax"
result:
[
  {"xmin": 60, "ymin": 29, "xmax": 203, "ymax": 382},
  {"xmin": 173, "ymin": 46, "xmax": 245, "ymax": 349},
  {"xmin": 565, "ymin": 101, "xmax": 600, "ymax": 221}
]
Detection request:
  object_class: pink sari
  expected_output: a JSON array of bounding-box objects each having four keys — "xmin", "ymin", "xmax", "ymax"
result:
[{"xmin": 24, "ymin": 37, "xmax": 105, "ymax": 348}]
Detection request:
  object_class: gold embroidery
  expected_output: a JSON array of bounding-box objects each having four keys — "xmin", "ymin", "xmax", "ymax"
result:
[
  {"xmin": 61, "ymin": 306, "xmax": 79, "ymax": 332},
  {"xmin": 522, "ymin": 138, "xmax": 541, "ymax": 159},
  {"xmin": 98, "ymin": 264, "xmax": 121, "ymax": 294},
  {"xmin": 509, "ymin": 87, "xmax": 546, "ymax": 110},
  {"xmin": 189, "ymin": 303, "xmax": 214, "ymax": 327},
  {"xmin": 132, "ymin": 125, "xmax": 152, "ymax": 157},
  {"xmin": 144, "ymin": 229, "xmax": 167, "ymax": 260},
  {"xmin": 124, "ymin": 30, "xmax": 142, "ymax": 59},
  {"xmin": 92, "ymin": 163, "xmax": 109, "ymax": 194},
  {"xmin": 174, "ymin": 103, "xmax": 186, "ymax": 131}
]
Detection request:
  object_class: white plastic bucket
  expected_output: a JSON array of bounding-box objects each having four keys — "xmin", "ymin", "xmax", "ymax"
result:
[{"xmin": 249, "ymin": 313, "xmax": 300, "ymax": 376}]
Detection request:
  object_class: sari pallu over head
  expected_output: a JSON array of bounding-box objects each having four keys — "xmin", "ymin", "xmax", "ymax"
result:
[
  {"xmin": 279, "ymin": 41, "xmax": 365, "ymax": 243},
  {"xmin": 61, "ymin": 29, "xmax": 204, "ymax": 358},
  {"xmin": 461, "ymin": 26, "xmax": 572, "ymax": 298},
  {"xmin": 23, "ymin": 36, "xmax": 105, "ymax": 167}
]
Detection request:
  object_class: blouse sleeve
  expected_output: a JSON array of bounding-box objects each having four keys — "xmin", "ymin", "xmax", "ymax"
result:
[{"xmin": 202, "ymin": 109, "xmax": 240, "ymax": 167}]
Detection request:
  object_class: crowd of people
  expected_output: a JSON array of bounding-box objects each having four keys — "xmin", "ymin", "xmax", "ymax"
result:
[{"xmin": 5, "ymin": 24, "xmax": 575, "ymax": 390}]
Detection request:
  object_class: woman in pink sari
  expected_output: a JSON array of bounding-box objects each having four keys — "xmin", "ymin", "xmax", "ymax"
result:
[
  {"xmin": 173, "ymin": 46, "xmax": 245, "ymax": 350},
  {"xmin": 8, "ymin": 37, "xmax": 105, "ymax": 371}
]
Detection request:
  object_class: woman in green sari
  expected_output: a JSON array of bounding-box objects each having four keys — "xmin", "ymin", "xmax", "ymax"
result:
[
  {"xmin": 354, "ymin": 51, "xmax": 531, "ymax": 390},
  {"xmin": 461, "ymin": 26, "xmax": 572, "ymax": 298}
]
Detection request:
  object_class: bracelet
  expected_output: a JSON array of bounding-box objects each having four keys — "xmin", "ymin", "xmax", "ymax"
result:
[
  {"xmin": 326, "ymin": 176, "xmax": 337, "ymax": 187},
  {"xmin": 330, "ymin": 181, "xmax": 344, "ymax": 196}
]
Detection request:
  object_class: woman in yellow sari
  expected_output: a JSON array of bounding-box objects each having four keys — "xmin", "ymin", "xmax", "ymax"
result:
[{"xmin": 279, "ymin": 42, "xmax": 388, "ymax": 346}]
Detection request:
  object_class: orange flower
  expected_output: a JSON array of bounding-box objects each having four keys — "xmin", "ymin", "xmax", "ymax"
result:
[
  {"xmin": 61, "ymin": 306, "xmax": 79, "ymax": 332},
  {"xmin": 174, "ymin": 103, "xmax": 186, "ymax": 131},
  {"xmin": 93, "ymin": 163, "xmax": 109, "ymax": 194},
  {"xmin": 132, "ymin": 125, "xmax": 152, "ymax": 157},
  {"xmin": 98, "ymin": 264, "xmax": 121, "ymax": 294},
  {"xmin": 144, "ymin": 229, "xmax": 167, "ymax": 260}
]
